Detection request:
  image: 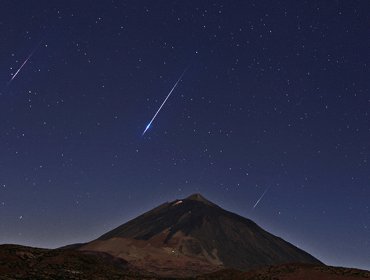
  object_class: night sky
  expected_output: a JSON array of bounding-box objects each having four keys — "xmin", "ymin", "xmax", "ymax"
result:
[{"xmin": 0, "ymin": 0, "xmax": 369, "ymax": 270}]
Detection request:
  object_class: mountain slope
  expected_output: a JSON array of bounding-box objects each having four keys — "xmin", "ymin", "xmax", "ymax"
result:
[{"xmin": 80, "ymin": 194, "xmax": 321, "ymax": 277}]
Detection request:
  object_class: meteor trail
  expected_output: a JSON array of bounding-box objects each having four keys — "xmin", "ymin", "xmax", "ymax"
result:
[
  {"xmin": 142, "ymin": 68, "xmax": 187, "ymax": 135},
  {"xmin": 7, "ymin": 42, "xmax": 41, "ymax": 85},
  {"xmin": 253, "ymin": 187, "xmax": 270, "ymax": 209}
]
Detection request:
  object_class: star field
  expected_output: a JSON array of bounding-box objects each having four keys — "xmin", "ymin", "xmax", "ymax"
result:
[{"xmin": 0, "ymin": 0, "xmax": 369, "ymax": 270}]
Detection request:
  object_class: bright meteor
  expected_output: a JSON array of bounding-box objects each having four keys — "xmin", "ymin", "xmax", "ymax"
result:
[
  {"xmin": 253, "ymin": 187, "xmax": 270, "ymax": 209},
  {"xmin": 8, "ymin": 42, "xmax": 41, "ymax": 85},
  {"xmin": 142, "ymin": 68, "xmax": 187, "ymax": 135}
]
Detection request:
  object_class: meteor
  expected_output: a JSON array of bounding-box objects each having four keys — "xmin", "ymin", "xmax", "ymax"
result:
[
  {"xmin": 142, "ymin": 68, "xmax": 187, "ymax": 135},
  {"xmin": 8, "ymin": 42, "xmax": 41, "ymax": 85},
  {"xmin": 253, "ymin": 187, "xmax": 270, "ymax": 209}
]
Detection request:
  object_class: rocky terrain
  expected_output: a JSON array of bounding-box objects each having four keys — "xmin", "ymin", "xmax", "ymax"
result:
[
  {"xmin": 196, "ymin": 264, "xmax": 370, "ymax": 280},
  {"xmin": 0, "ymin": 245, "xmax": 369, "ymax": 280},
  {"xmin": 0, "ymin": 244, "xmax": 149, "ymax": 280}
]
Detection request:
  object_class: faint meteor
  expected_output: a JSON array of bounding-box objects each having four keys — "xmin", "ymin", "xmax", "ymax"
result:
[
  {"xmin": 7, "ymin": 42, "xmax": 41, "ymax": 85},
  {"xmin": 253, "ymin": 187, "xmax": 270, "ymax": 209},
  {"xmin": 142, "ymin": 68, "xmax": 187, "ymax": 135}
]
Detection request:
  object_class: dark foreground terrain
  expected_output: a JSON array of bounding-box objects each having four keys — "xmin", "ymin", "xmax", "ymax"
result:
[
  {"xmin": 1, "ymin": 244, "xmax": 369, "ymax": 280},
  {"xmin": 196, "ymin": 264, "xmax": 370, "ymax": 280},
  {"xmin": 0, "ymin": 244, "xmax": 150, "ymax": 280}
]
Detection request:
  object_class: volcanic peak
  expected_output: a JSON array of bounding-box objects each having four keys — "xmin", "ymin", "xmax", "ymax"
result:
[{"xmin": 184, "ymin": 193, "xmax": 216, "ymax": 207}]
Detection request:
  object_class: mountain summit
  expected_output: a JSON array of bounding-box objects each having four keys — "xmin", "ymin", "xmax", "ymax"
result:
[
  {"xmin": 185, "ymin": 193, "xmax": 216, "ymax": 206},
  {"xmin": 81, "ymin": 194, "xmax": 321, "ymax": 277}
]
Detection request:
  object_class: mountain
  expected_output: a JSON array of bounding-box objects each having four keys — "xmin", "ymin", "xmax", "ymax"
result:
[
  {"xmin": 80, "ymin": 193, "xmax": 321, "ymax": 277},
  {"xmin": 1, "ymin": 194, "xmax": 369, "ymax": 279}
]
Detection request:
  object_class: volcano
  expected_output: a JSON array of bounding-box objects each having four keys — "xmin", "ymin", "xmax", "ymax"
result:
[{"xmin": 80, "ymin": 193, "xmax": 321, "ymax": 277}]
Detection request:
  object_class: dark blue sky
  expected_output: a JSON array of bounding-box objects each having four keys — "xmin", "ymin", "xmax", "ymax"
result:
[{"xmin": 0, "ymin": 0, "xmax": 369, "ymax": 270}]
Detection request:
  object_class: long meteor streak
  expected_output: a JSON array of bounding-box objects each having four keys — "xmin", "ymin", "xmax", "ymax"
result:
[
  {"xmin": 8, "ymin": 42, "xmax": 41, "ymax": 85},
  {"xmin": 142, "ymin": 68, "xmax": 187, "ymax": 135},
  {"xmin": 253, "ymin": 187, "xmax": 270, "ymax": 209}
]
